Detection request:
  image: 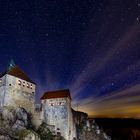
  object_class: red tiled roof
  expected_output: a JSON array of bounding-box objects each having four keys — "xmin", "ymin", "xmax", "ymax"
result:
[
  {"xmin": 41, "ymin": 89, "xmax": 71, "ymax": 100},
  {"xmin": 0, "ymin": 65, "xmax": 35, "ymax": 84}
]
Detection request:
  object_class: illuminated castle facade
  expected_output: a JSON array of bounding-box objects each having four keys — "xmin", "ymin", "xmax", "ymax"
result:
[
  {"xmin": 0, "ymin": 61, "xmax": 77, "ymax": 140},
  {"xmin": 41, "ymin": 89, "xmax": 76, "ymax": 140},
  {"xmin": 0, "ymin": 61, "xmax": 36, "ymax": 112}
]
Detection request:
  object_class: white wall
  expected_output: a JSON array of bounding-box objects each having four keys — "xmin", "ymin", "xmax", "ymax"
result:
[
  {"xmin": 0, "ymin": 74, "xmax": 36, "ymax": 112},
  {"xmin": 42, "ymin": 97, "xmax": 74, "ymax": 140},
  {"xmin": 0, "ymin": 75, "xmax": 6, "ymax": 108},
  {"xmin": 41, "ymin": 97, "xmax": 77, "ymax": 140}
]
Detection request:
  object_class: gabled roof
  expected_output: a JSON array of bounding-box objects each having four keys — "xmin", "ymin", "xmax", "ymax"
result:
[
  {"xmin": 0, "ymin": 63, "xmax": 35, "ymax": 84},
  {"xmin": 41, "ymin": 89, "xmax": 71, "ymax": 100}
]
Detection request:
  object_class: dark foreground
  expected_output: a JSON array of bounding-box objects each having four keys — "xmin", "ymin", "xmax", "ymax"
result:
[{"xmin": 93, "ymin": 118, "xmax": 140, "ymax": 140}]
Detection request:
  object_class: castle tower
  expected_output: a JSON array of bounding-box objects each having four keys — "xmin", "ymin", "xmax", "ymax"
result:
[
  {"xmin": 41, "ymin": 89, "xmax": 75, "ymax": 140},
  {"xmin": 0, "ymin": 60, "xmax": 36, "ymax": 113}
]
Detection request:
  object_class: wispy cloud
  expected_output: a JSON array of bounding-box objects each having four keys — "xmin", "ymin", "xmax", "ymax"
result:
[
  {"xmin": 70, "ymin": 21, "xmax": 140, "ymax": 98},
  {"xmin": 72, "ymin": 84, "xmax": 140, "ymax": 117}
]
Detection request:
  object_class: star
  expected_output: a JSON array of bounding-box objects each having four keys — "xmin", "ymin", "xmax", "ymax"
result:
[
  {"xmin": 111, "ymin": 83, "xmax": 114, "ymax": 86},
  {"xmin": 45, "ymin": 33, "xmax": 49, "ymax": 36},
  {"xmin": 136, "ymin": 17, "xmax": 139, "ymax": 21}
]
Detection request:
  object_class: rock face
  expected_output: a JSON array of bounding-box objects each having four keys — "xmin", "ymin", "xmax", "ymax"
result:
[
  {"xmin": 0, "ymin": 106, "xmax": 111, "ymax": 140},
  {"xmin": 71, "ymin": 110, "xmax": 111, "ymax": 140},
  {"xmin": 0, "ymin": 107, "xmax": 40, "ymax": 140},
  {"xmin": 76, "ymin": 119, "xmax": 111, "ymax": 140},
  {"xmin": 0, "ymin": 107, "xmax": 65, "ymax": 140}
]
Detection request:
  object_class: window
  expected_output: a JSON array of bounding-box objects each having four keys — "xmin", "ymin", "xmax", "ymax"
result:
[
  {"xmin": 58, "ymin": 100, "xmax": 65, "ymax": 106},
  {"xmin": 51, "ymin": 103, "xmax": 54, "ymax": 106},
  {"xmin": 56, "ymin": 128, "xmax": 61, "ymax": 135},
  {"xmin": 49, "ymin": 103, "xmax": 55, "ymax": 106},
  {"xmin": 23, "ymin": 82, "xmax": 25, "ymax": 87},
  {"xmin": 30, "ymin": 84, "xmax": 32, "ymax": 89},
  {"xmin": 18, "ymin": 80, "xmax": 21, "ymax": 85},
  {"xmin": 27, "ymin": 83, "xmax": 29, "ymax": 88},
  {"xmin": 0, "ymin": 79, "xmax": 2, "ymax": 83}
]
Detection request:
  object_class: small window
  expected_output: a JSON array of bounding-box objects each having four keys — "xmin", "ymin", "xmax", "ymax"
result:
[
  {"xmin": 18, "ymin": 80, "xmax": 21, "ymax": 85},
  {"xmin": 27, "ymin": 83, "xmax": 29, "ymax": 88},
  {"xmin": 51, "ymin": 103, "xmax": 54, "ymax": 106},
  {"xmin": 9, "ymin": 84, "xmax": 11, "ymax": 86},
  {"xmin": 56, "ymin": 128, "xmax": 61, "ymax": 135},
  {"xmin": 0, "ymin": 79, "xmax": 2, "ymax": 83},
  {"xmin": 30, "ymin": 84, "xmax": 32, "ymax": 89},
  {"xmin": 23, "ymin": 82, "xmax": 25, "ymax": 87}
]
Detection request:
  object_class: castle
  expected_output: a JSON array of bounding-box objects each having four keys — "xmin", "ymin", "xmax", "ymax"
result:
[
  {"xmin": 41, "ymin": 89, "xmax": 76, "ymax": 140},
  {"xmin": 0, "ymin": 61, "xmax": 79, "ymax": 140},
  {"xmin": 0, "ymin": 61, "xmax": 36, "ymax": 112}
]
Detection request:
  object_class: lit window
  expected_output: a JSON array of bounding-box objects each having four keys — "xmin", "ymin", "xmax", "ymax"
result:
[
  {"xmin": 18, "ymin": 80, "xmax": 21, "ymax": 85},
  {"xmin": 49, "ymin": 101, "xmax": 55, "ymax": 106},
  {"xmin": 0, "ymin": 79, "xmax": 2, "ymax": 83},
  {"xmin": 56, "ymin": 102, "xmax": 59, "ymax": 106},
  {"xmin": 27, "ymin": 83, "xmax": 29, "ymax": 88}
]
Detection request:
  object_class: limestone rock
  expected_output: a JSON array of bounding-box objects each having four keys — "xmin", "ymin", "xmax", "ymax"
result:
[
  {"xmin": 0, "ymin": 106, "xmax": 111, "ymax": 140},
  {"xmin": 0, "ymin": 135, "xmax": 11, "ymax": 140},
  {"xmin": 2, "ymin": 107, "xmax": 15, "ymax": 122},
  {"xmin": 12, "ymin": 120, "xmax": 26, "ymax": 130},
  {"xmin": 15, "ymin": 107, "xmax": 31, "ymax": 128},
  {"xmin": 76, "ymin": 119, "xmax": 111, "ymax": 140},
  {"xmin": 0, "ymin": 107, "xmax": 41, "ymax": 140},
  {"xmin": 37, "ymin": 122, "xmax": 54, "ymax": 140},
  {"xmin": 17, "ymin": 129, "xmax": 40, "ymax": 140}
]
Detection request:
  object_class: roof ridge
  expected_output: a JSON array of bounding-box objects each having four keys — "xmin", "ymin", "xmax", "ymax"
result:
[
  {"xmin": 0, "ymin": 64, "xmax": 36, "ymax": 84},
  {"xmin": 41, "ymin": 89, "xmax": 71, "ymax": 100},
  {"xmin": 44, "ymin": 89, "xmax": 70, "ymax": 93}
]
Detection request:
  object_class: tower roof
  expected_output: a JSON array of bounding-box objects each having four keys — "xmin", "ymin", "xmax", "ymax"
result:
[
  {"xmin": 0, "ymin": 61, "xmax": 36, "ymax": 84},
  {"xmin": 41, "ymin": 89, "xmax": 71, "ymax": 100}
]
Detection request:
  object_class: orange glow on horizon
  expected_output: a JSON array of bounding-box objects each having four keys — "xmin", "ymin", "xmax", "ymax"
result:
[{"xmin": 72, "ymin": 84, "xmax": 140, "ymax": 118}]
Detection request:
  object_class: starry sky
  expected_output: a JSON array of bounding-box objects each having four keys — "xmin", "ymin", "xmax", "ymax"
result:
[{"xmin": 0, "ymin": 0, "xmax": 140, "ymax": 117}]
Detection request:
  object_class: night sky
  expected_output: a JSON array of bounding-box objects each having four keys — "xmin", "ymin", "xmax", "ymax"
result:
[{"xmin": 0, "ymin": 0, "xmax": 140, "ymax": 117}]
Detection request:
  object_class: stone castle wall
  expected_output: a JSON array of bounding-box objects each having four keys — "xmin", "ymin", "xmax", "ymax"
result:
[
  {"xmin": 0, "ymin": 75, "xmax": 6, "ymax": 108},
  {"xmin": 0, "ymin": 70, "xmax": 88, "ymax": 140},
  {"xmin": 41, "ymin": 97, "xmax": 75, "ymax": 140},
  {"xmin": 0, "ymin": 74, "xmax": 36, "ymax": 113}
]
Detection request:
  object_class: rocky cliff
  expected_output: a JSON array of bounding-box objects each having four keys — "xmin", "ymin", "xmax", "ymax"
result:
[
  {"xmin": 72, "ymin": 109, "xmax": 111, "ymax": 140},
  {"xmin": 0, "ymin": 106, "xmax": 40, "ymax": 140},
  {"xmin": 0, "ymin": 107, "xmax": 111, "ymax": 140}
]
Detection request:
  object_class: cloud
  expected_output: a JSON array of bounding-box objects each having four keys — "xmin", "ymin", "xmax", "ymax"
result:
[
  {"xmin": 72, "ymin": 84, "xmax": 140, "ymax": 118},
  {"xmin": 70, "ymin": 21, "xmax": 140, "ymax": 98}
]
